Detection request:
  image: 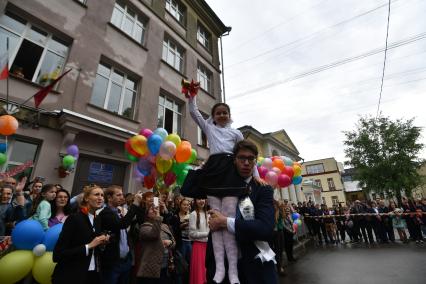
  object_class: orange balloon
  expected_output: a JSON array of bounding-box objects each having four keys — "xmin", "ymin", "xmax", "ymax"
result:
[
  {"xmin": 0, "ymin": 115, "xmax": 19, "ymax": 136},
  {"xmin": 272, "ymin": 159, "xmax": 285, "ymax": 171},
  {"xmin": 129, "ymin": 135, "xmax": 148, "ymax": 156},
  {"xmin": 175, "ymin": 143, "xmax": 191, "ymax": 163}
]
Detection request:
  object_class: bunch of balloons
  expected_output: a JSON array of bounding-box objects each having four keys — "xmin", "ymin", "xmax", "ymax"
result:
[
  {"xmin": 0, "ymin": 220, "xmax": 63, "ymax": 284},
  {"xmin": 257, "ymin": 156, "xmax": 303, "ymax": 188},
  {"xmin": 0, "ymin": 142, "xmax": 7, "ymax": 166},
  {"xmin": 125, "ymin": 128, "xmax": 197, "ymax": 192},
  {"xmin": 62, "ymin": 144, "xmax": 79, "ymax": 170},
  {"xmin": 291, "ymin": 212, "xmax": 302, "ymax": 232}
]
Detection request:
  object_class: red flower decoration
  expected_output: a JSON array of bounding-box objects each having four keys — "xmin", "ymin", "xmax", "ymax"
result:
[
  {"xmin": 181, "ymin": 79, "xmax": 200, "ymax": 98},
  {"xmin": 80, "ymin": 206, "xmax": 89, "ymax": 215}
]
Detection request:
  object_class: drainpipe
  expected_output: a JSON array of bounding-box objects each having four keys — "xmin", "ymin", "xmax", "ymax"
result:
[{"xmin": 220, "ymin": 26, "xmax": 232, "ymax": 103}]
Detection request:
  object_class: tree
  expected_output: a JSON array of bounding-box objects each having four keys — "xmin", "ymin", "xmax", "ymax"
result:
[{"xmin": 343, "ymin": 115, "xmax": 425, "ymax": 201}]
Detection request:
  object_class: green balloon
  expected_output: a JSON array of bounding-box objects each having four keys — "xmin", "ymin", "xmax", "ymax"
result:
[
  {"xmin": 0, "ymin": 153, "xmax": 6, "ymax": 165},
  {"xmin": 125, "ymin": 151, "xmax": 138, "ymax": 162},
  {"xmin": 62, "ymin": 155, "xmax": 75, "ymax": 168},
  {"xmin": 172, "ymin": 162, "xmax": 187, "ymax": 175},
  {"xmin": 176, "ymin": 169, "xmax": 189, "ymax": 186},
  {"xmin": 187, "ymin": 149, "xmax": 197, "ymax": 164}
]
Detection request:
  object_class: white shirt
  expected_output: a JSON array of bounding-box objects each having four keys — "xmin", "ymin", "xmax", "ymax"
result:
[
  {"xmin": 85, "ymin": 213, "xmax": 96, "ymax": 271},
  {"xmin": 189, "ymin": 210, "xmax": 209, "ymax": 242},
  {"xmin": 189, "ymin": 97, "xmax": 243, "ymax": 154}
]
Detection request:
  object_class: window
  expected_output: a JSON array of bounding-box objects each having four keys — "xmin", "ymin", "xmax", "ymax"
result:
[
  {"xmin": 0, "ymin": 12, "xmax": 69, "ymax": 86},
  {"xmin": 315, "ymin": 179, "xmax": 323, "ymax": 191},
  {"xmin": 162, "ymin": 37, "xmax": 184, "ymax": 72},
  {"xmin": 90, "ymin": 63, "xmax": 137, "ymax": 119},
  {"xmin": 306, "ymin": 163, "xmax": 325, "ymax": 174},
  {"xmin": 342, "ymin": 175, "xmax": 352, "ymax": 182},
  {"xmin": 327, "ymin": 178, "xmax": 336, "ymax": 191},
  {"xmin": 165, "ymin": 0, "xmax": 185, "ymax": 24},
  {"xmin": 157, "ymin": 94, "xmax": 182, "ymax": 135},
  {"xmin": 197, "ymin": 62, "xmax": 212, "ymax": 93},
  {"xmin": 197, "ymin": 112, "xmax": 209, "ymax": 148},
  {"xmin": 111, "ymin": 0, "xmax": 147, "ymax": 44},
  {"xmin": 0, "ymin": 138, "xmax": 39, "ymax": 180},
  {"xmin": 322, "ymin": 197, "xmax": 326, "ymax": 205},
  {"xmin": 197, "ymin": 23, "xmax": 210, "ymax": 50},
  {"xmin": 331, "ymin": 196, "xmax": 339, "ymax": 206}
]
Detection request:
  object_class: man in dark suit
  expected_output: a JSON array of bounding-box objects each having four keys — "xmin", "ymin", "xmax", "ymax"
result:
[
  {"xmin": 98, "ymin": 185, "xmax": 143, "ymax": 284},
  {"xmin": 208, "ymin": 140, "xmax": 278, "ymax": 284}
]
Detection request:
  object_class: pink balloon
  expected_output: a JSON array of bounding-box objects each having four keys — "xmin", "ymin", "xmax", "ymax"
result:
[
  {"xmin": 258, "ymin": 166, "xmax": 268, "ymax": 179},
  {"xmin": 272, "ymin": 167, "xmax": 281, "ymax": 175},
  {"xmin": 159, "ymin": 141, "xmax": 177, "ymax": 160},
  {"xmin": 282, "ymin": 166, "xmax": 295, "ymax": 179},
  {"xmin": 265, "ymin": 171, "xmax": 278, "ymax": 186},
  {"xmin": 262, "ymin": 158, "xmax": 273, "ymax": 170},
  {"xmin": 139, "ymin": 128, "xmax": 153, "ymax": 138},
  {"xmin": 277, "ymin": 174, "xmax": 292, "ymax": 188}
]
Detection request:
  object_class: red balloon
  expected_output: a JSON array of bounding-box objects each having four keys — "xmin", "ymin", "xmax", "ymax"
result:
[
  {"xmin": 125, "ymin": 140, "xmax": 141, "ymax": 158},
  {"xmin": 258, "ymin": 166, "xmax": 268, "ymax": 179},
  {"xmin": 282, "ymin": 166, "xmax": 295, "ymax": 179},
  {"xmin": 144, "ymin": 175, "xmax": 155, "ymax": 189},
  {"xmin": 277, "ymin": 174, "xmax": 292, "ymax": 187},
  {"xmin": 164, "ymin": 172, "xmax": 177, "ymax": 186}
]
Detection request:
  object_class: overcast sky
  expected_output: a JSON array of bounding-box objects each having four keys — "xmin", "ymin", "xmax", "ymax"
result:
[{"xmin": 205, "ymin": 0, "xmax": 426, "ymax": 163}]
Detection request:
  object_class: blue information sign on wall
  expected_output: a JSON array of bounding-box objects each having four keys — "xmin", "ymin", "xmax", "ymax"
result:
[{"xmin": 88, "ymin": 162, "xmax": 114, "ymax": 183}]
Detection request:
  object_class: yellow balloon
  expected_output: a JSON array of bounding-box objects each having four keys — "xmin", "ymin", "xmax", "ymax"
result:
[
  {"xmin": 165, "ymin": 133, "xmax": 181, "ymax": 147},
  {"xmin": 32, "ymin": 252, "xmax": 57, "ymax": 284},
  {"xmin": 293, "ymin": 165, "xmax": 302, "ymax": 176},
  {"xmin": 0, "ymin": 250, "xmax": 34, "ymax": 284},
  {"xmin": 156, "ymin": 156, "xmax": 173, "ymax": 174},
  {"xmin": 129, "ymin": 135, "xmax": 148, "ymax": 156}
]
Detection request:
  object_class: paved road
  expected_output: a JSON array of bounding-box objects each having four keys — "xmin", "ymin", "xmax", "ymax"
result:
[{"xmin": 280, "ymin": 242, "xmax": 426, "ymax": 284}]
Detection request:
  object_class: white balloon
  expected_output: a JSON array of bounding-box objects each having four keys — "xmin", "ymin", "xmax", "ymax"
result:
[{"xmin": 32, "ymin": 244, "xmax": 46, "ymax": 257}]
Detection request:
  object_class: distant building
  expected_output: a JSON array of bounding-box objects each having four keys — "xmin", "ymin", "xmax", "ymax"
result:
[
  {"xmin": 342, "ymin": 168, "xmax": 366, "ymax": 203},
  {"xmin": 301, "ymin": 178, "xmax": 322, "ymax": 204},
  {"xmin": 301, "ymin": 157, "xmax": 347, "ymax": 207}
]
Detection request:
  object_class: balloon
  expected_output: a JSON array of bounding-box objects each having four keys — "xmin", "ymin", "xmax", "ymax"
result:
[
  {"xmin": 282, "ymin": 166, "xmax": 295, "ymax": 179},
  {"xmin": 292, "ymin": 212, "xmax": 300, "ymax": 221},
  {"xmin": 272, "ymin": 158, "xmax": 285, "ymax": 171},
  {"xmin": 153, "ymin": 128, "xmax": 168, "ymax": 140},
  {"xmin": 125, "ymin": 139, "xmax": 141, "ymax": 158},
  {"xmin": 293, "ymin": 175, "xmax": 303, "ymax": 185},
  {"xmin": 159, "ymin": 141, "xmax": 177, "ymax": 160},
  {"xmin": 137, "ymin": 157, "xmax": 152, "ymax": 176},
  {"xmin": 277, "ymin": 174, "xmax": 292, "ymax": 188},
  {"xmin": 293, "ymin": 165, "xmax": 302, "ymax": 176},
  {"xmin": 165, "ymin": 133, "xmax": 181, "ymax": 147},
  {"xmin": 139, "ymin": 128, "xmax": 153, "ymax": 138},
  {"xmin": 0, "ymin": 250, "xmax": 34, "ymax": 284},
  {"xmin": 176, "ymin": 170, "xmax": 188, "ymax": 186},
  {"xmin": 175, "ymin": 141, "xmax": 192, "ymax": 163},
  {"xmin": 144, "ymin": 175, "xmax": 155, "ymax": 189},
  {"xmin": 33, "ymin": 244, "xmax": 47, "ymax": 257},
  {"xmin": 43, "ymin": 224, "xmax": 63, "ymax": 251},
  {"xmin": 283, "ymin": 157, "xmax": 293, "ymax": 166},
  {"xmin": 0, "ymin": 114, "xmax": 19, "ymax": 136},
  {"xmin": 265, "ymin": 171, "xmax": 278, "ymax": 186},
  {"xmin": 133, "ymin": 167, "xmax": 144, "ymax": 182},
  {"xmin": 293, "ymin": 162, "xmax": 302, "ymax": 168},
  {"xmin": 295, "ymin": 219, "xmax": 302, "ymax": 226},
  {"xmin": 0, "ymin": 153, "xmax": 6, "ymax": 165},
  {"xmin": 129, "ymin": 135, "xmax": 148, "ymax": 156},
  {"xmin": 32, "ymin": 252, "xmax": 56, "ymax": 284},
  {"xmin": 257, "ymin": 157, "xmax": 264, "ymax": 166},
  {"xmin": 164, "ymin": 172, "xmax": 177, "ymax": 186},
  {"xmin": 293, "ymin": 223, "xmax": 298, "ymax": 232},
  {"xmin": 147, "ymin": 134, "xmax": 163, "ymax": 155},
  {"xmin": 271, "ymin": 167, "xmax": 281, "ymax": 175},
  {"xmin": 257, "ymin": 166, "xmax": 268, "ymax": 179},
  {"xmin": 12, "ymin": 220, "xmax": 45, "ymax": 250},
  {"xmin": 125, "ymin": 151, "xmax": 139, "ymax": 162},
  {"xmin": 66, "ymin": 145, "xmax": 79, "ymax": 157},
  {"xmin": 262, "ymin": 158, "xmax": 273, "ymax": 170},
  {"xmin": 172, "ymin": 162, "xmax": 188, "ymax": 176},
  {"xmin": 187, "ymin": 149, "xmax": 197, "ymax": 164},
  {"xmin": 156, "ymin": 156, "xmax": 173, "ymax": 174},
  {"xmin": 62, "ymin": 155, "xmax": 75, "ymax": 168},
  {"xmin": 0, "ymin": 142, "xmax": 7, "ymax": 153}
]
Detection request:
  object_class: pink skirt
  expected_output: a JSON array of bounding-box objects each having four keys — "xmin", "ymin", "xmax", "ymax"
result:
[{"xmin": 190, "ymin": 241, "xmax": 207, "ymax": 284}]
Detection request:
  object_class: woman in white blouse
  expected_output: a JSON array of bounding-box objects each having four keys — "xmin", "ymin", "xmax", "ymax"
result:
[{"xmin": 189, "ymin": 198, "xmax": 209, "ymax": 284}]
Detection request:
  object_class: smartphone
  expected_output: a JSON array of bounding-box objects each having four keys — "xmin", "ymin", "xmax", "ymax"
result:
[{"xmin": 153, "ymin": 197, "xmax": 159, "ymax": 207}]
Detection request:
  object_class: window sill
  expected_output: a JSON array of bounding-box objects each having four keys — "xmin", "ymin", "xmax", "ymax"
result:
[
  {"xmin": 197, "ymin": 144, "xmax": 209, "ymax": 150},
  {"xmin": 165, "ymin": 10, "xmax": 187, "ymax": 30},
  {"xmin": 10, "ymin": 74, "xmax": 62, "ymax": 94},
  {"xmin": 108, "ymin": 23, "xmax": 149, "ymax": 52},
  {"xmin": 73, "ymin": 0, "xmax": 88, "ymax": 8},
  {"xmin": 160, "ymin": 59, "xmax": 187, "ymax": 78},
  {"xmin": 197, "ymin": 40, "xmax": 212, "ymax": 54},
  {"xmin": 87, "ymin": 103, "xmax": 140, "ymax": 123},
  {"xmin": 199, "ymin": 87, "xmax": 215, "ymax": 99}
]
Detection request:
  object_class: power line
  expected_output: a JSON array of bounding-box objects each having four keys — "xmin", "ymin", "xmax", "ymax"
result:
[
  {"xmin": 227, "ymin": 31, "xmax": 426, "ymax": 101},
  {"xmin": 376, "ymin": 0, "xmax": 392, "ymax": 118}
]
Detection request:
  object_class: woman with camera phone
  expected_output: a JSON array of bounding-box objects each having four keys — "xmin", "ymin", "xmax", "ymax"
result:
[{"xmin": 52, "ymin": 185, "xmax": 109, "ymax": 284}]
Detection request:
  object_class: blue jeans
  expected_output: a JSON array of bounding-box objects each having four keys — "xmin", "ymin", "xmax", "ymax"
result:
[
  {"xmin": 180, "ymin": 239, "xmax": 192, "ymax": 264},
  {"xmin": 101, "ymin": 253, "xmax": 132, "ymax": 284}
]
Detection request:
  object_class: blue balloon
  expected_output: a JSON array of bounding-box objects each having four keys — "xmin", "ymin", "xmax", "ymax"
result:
[
  {"xmin": 147, "ymin": 134, "xmax": 163, "ymax": 155},
  {"xmin": 11, "ymin": 220, "xmax": 45, "ymax": 250},
  {"xmin": 153, "ymin": 128, "xmax": 168, "ymax": 140},
  {"xmin": 43, "ymin": 223, "xmax": 63, "ymax": 251},
  {"xmin": 0, "ymin": 143, "xmax": 7, "ymax": 153},
  {"xmin": 137, "ymin": 157, "xmax": 152, "ymax": 176},
  {"xmin": 292, "ymin": 212, "xmax": 300, "ymax": 221},
  {"xmin": 293, "ymin": 175, "xmax": 302, "ymax": 185}
]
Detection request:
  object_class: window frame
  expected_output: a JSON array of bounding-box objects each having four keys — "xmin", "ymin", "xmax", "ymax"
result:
[
  {"xmin": 306, "ymin": 163, "xmax": 325, "ymax": 174},
  {"xmin": 90, "ymin": 62, "xmax": 138, "ymax": 119},
  {"xmin": 331, "ymin": 196, "xmax": 339, "ymax": 206},
  {"xmin": 157, "ymin": 93, "xmax": 183, "ymax": 136},
  {"xmin": 197, "ymin": 111, "xmax": 209, "ymax": 148},
  {"xmin": 0, "ymin": 11, "xmax": 69, "ymax": 85},
  {"xmin": 197, "ymin": 23, "xmax": 210, "ymax": 50},
  {"xmin": 327, "ymin": 177, "xmax": 336, "ymax": 191},
  {"xmin": 0, "ymin": 138, "xmax": 40, "ymax": 179},
  {"xmin": 197, "ymin": 62, "xmax": 212, "ymax": 94},
  {"xmin": 165, "ymin": 0, "xmax": 185, "ymax": 25},
  {"xmin": 162, "ymin": 37, "xmax": 184, "ymax": 73}
]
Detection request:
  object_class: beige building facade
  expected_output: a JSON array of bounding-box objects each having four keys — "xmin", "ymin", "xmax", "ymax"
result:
[
  {"xmin": 0, "ymin": 0, "xmax": 229, "ymax": 195},
  {"xmin": 301, "ymin": 157, "xmax": 347, "ymax": 207}
]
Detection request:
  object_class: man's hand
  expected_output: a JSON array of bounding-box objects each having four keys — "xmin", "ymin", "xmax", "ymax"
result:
[
  {"xmin": 133, "ymin": 192, "xmax": 143, "ymax": 206},
  {"xmin": 15, "ymin": 176, "xmax": 27, "ymax": 193},
  {"xmin": 208, "ymin": 210, "xmax": 228, "ymax": 232}
]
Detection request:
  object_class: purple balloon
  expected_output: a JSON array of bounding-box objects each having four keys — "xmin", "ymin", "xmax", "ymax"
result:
[
  {"xmin": 66, "ymin": 145, "xmax": 79, "ymax": 157},
  {"xmin": 139, "ymin": 128, "xmax": 153, "ymax": 138}
]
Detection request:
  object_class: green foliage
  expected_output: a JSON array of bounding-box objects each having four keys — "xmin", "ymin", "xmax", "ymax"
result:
[{"xmin": 343, "ymin": 115, "xmax": 425, "ymax": 198}]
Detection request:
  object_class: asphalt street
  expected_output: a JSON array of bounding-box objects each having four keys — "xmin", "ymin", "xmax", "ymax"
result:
[{"xmin": 280, "ymin": 242, "xmax": 426, "ymax": 284}]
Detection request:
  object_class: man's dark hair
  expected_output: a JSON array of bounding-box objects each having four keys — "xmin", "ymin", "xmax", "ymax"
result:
[{"xmin": 233, "ymin": 140, "xmax": 258, "ymax": 156}]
